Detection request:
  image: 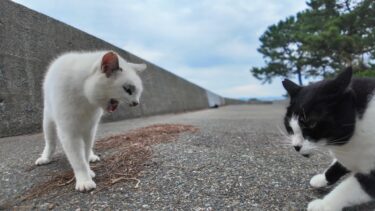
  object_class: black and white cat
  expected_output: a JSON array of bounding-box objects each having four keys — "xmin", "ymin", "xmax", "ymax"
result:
[
  {"xmin": 35, "ymin": 51, "xmax": 147, "ymax": 191},
  {"xmin": 283, "ymin": 67, "xmax": 375, "ymax": 211}
]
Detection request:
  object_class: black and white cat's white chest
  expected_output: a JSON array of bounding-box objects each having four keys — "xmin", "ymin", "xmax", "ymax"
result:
[{"xmin": 331, "ymin": 92, "xmax": 375, "ymax": 173}]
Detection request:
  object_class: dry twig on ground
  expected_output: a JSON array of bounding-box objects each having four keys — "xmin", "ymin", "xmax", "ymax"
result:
[{"xmin": 20, "ymin": 124, "xmax": 198, "ymax": 201}]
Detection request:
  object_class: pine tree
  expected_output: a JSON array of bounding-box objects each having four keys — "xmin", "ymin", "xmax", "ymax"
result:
[{"xmin": 251, "ymin": 0, "xmax": 375, "ymax": 83}]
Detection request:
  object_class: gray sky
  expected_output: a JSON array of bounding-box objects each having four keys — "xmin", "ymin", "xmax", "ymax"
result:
[{"xmin": 13, "ymin": 0, "xmax": 307, "ymax": 99}]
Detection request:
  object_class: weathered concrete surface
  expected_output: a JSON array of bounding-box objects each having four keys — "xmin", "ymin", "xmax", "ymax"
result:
[
  {"xmin": 0, "ymin": 0, "xmax": 231, "ymax": 137},
  {"xmin": 0, "ymin": 104, "xmax": 374, "ymax": 210}
]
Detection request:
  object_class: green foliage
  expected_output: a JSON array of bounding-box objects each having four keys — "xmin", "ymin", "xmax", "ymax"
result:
[
  {"xmin": 251, "ymin": 0, "xmax": 375, "ymax": 84},
  {"xmin": 355, "ymin": 69, "xmax": 375, "ymax": 77}
]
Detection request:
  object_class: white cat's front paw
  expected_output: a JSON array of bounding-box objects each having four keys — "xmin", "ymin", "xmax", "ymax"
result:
[
  {"xmin": 310, "ymin": 174, "xmax": 328, "ymax": 188},
  {"xmin": 35, "ymin": 157, "xmax": 51, "ymax": 165},
  {"xmin": 89, "ymin": 154, "xmax": 100, "ymax": 162},
  {"xmin": 75, "ymin": 179, "xmax": 96, "ymax": 192},
  {"xmin": 89, "ymin": 169, "xmax": 96, "ymax": 178},
  {"xmin": 307, "ymin": 199, "xmax": 339, "ymax": 211}
]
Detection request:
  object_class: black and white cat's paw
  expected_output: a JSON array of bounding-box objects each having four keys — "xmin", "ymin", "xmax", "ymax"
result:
[
  {"xmin": 308, "ymin": 199, "xmax": 340, "ymax": 211},
  {"xmin": 75, "ymin": 179, "xmax": 96, "ymax": 192},
  {"xmin": 89, "ymin": 153, "xmax": 100, "ymax": 162},
  {"xmin": 35, "ymin": 157, "xmax": 52, "ymax": 165},
  {"xmin": 310, "ymin": 174, "xmax": 328, "ymax": 188}
]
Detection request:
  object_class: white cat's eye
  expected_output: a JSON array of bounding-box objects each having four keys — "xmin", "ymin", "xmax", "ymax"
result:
[
  {"xmin": 123, "ymin": 85, "xmax": 135, "ymax": 95},
  {"xmin": 123, "ymin": 87, "xmax": 132, "ymax": 95}
]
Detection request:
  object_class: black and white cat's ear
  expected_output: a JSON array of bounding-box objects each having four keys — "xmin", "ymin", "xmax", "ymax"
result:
[
  {"xmin": 328, "ymin": 66, "xmax": 352, "ymax": 93},
  {"xmin": 128, "ymin": 63, "xmax": 147, "ymax": 73},
  {"xmin": 101, "ymin": 52, "xmax": 121, "ymax": 78},
  {"xmin": 282, "ymin": 79, "xmax": 301, "ymax": 97}
]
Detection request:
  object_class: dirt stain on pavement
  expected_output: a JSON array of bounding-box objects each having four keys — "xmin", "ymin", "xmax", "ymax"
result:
[{"xmin": 2, "ymin": 124, "xmax": 198, "ymax": 209}]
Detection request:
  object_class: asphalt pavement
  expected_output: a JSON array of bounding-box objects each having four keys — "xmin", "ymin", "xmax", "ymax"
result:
[{"xmin": 1, "ymin": 104, "xmax": 374, "ymax": 210}]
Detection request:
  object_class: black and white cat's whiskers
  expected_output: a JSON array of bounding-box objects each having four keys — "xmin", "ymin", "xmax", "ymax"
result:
[
  {"xmin": 276, "ymin": 125, "xmax": 293, "ymax": 146},
  {"xmin": 275, "ymin": 125, "xmax": 328, "ymax": 158}
]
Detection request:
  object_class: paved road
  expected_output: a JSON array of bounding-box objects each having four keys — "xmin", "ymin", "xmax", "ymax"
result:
[{"xmin": 0, "ymin": 104, "xmax": 374, "ymax": 210}]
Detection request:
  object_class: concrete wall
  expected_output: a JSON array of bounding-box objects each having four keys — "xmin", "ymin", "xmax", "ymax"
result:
[
  {"xmin": 0, "ymin": 0, "xmax": 234, "ymax": 137},
  {"xmin": 206, "ymin": 91, "xmax": 225, "ymax": 107}
]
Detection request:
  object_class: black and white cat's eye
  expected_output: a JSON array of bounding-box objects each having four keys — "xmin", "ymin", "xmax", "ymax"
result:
[
  {"xmin": 300, "ymin": 119, "xmax": 317, "ymax": 129},
  {"xmin": 123, "ymin": 84, "xmax": 135, "ymax": 95},
  {"xmin": 308, "ymin": 122, "xmax": 317, "ymax": 129}
]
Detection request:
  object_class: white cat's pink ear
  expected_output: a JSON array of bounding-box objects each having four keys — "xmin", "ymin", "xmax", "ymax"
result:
[
  {"xmin": 128, "ymin": 63, "xmax": 147, "ymax": 72},
  {"xmin": 101, "ymin": 52, "xmax": 120, "ymax": 77}
]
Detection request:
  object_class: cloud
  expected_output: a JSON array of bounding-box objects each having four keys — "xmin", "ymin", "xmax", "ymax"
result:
[
  {"xmin": 216, "ymin": 37, "xmax": 259, "ymax": 62},
  {"xmin": 13, "ymin": 0, "xmax": 307, "ymax": 98},
  {"xmin": 125, "ymin": 42, "xmax": 166, "ymax": 64}
]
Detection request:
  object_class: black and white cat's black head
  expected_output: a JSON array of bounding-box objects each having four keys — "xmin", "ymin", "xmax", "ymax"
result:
[{"xmin": 282, "ymin": 67, "xmax": 374, "ymax": 157}]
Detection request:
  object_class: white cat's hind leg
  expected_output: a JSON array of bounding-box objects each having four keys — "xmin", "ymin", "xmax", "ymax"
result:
[
  {"xmin": 84, "ymin": 114, "xmax": 101, "ymax": 163},
  {"xmin": 35, "ymin": 114, "xmax": 57, "ymax": 165},
  {"xmin": 89, "ymin": 152, "xmax": 100, "ymax": 163},
  {"xmin": 89, "ymin": 169, "xmax": 96, "ymax": 178},
  {"xmin": 83, "ymin": 118, "xmax": 100, "ymax": 179}
]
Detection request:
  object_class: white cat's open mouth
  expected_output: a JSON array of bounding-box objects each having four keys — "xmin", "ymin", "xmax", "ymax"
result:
[{"xmin": 107, "ymin": 99, "xmax": 119, "ymax": 113}]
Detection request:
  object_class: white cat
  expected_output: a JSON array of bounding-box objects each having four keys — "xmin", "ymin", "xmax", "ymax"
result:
[{"xmin": 35, "ymin": 51, "xmax": 147, "ymax": 191}]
